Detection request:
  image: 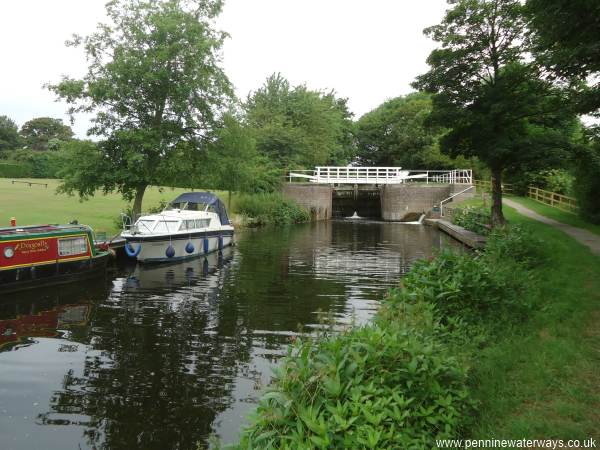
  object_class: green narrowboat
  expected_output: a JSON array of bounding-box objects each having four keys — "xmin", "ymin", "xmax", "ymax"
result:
[{"xmin": 0, "ymin": 224, "xmax": 110, "ymax": 294}]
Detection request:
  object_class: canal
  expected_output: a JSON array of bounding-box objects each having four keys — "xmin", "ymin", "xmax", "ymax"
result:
[{"xmin": 0, "ymin": 220, "xmax": 460, "ymax": 450}]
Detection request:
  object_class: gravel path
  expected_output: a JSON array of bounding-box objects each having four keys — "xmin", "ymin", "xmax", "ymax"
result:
[{"xmin": 504, "ymin": 198, "xmax": 600, "ymax": 256}]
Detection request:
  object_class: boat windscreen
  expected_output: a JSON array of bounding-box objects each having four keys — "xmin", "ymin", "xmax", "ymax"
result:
[
  {"xmin": 135, "ymin": 220, "xmax": 156, "ymax": 233},
  {"xmin": 170, "ymin": 192, "xmax": 230, "ymax": 225},
  {"xmin": 168, "ymin": 202, "xmax": 202, "ymax": 211}
]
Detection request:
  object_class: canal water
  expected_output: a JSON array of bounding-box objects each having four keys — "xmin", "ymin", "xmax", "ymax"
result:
[{"xmin": 0, "ymin": 220, "xmax": 460, "ymax": 450}]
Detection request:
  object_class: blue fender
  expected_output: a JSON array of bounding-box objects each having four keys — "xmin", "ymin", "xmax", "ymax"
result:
[
  {"xmin": 124, "ymin": 242, "xmax": 142, "ymax": 258},
  {"xmin": 166, "ymin": 245, "xmax": 175, "ymax": 258},
  {"xmin": 185, "ymin": 241, "xmax": 195, "ymax": 254},
  {"xmin": 203, "ymin": 238, "xmax": 209, "ymax": 254},
  {"xmin": 218, "ymin": 235, "xmax": 224, "ymax": 250}
]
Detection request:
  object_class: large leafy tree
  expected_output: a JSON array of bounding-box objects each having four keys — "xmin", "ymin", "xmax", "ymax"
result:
[
  {"xmin": 414, "ymin": 0, "xmax": 574, "ymax": 225},
  {"xmin": 526, "ymin": 0, "xmax": 600, "ymax": 222},
  {"xmin": 0, "ymin": 115, "xmax": 22, "ymax": 152},
  {"xmin": 20, "ymin": 117, "xmax": 73, "ymax": 151},
  {"xmin": 527, "ymin": 0, "xmax": 600, "ymax": 115},
  {"xmin": 356, "ymin": 93, "xmax": 434, "ymax": 167},
  {"xmin": 49, "ymin": 0, "xmax": 232, "ymax": 216},
  {"xmin": 203, "ymin": 113, "xmax": 280, "ymax": 207},
  {"xmin": 245, "ymin": 73, "xmax": 355, "ymax": 169},
  {"xmin": 355, "ymin": 92, "xmax": 465, "ymax": 169}
]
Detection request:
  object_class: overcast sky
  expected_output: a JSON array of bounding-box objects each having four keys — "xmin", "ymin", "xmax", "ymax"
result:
[{"xmin": 0, "ymin": 0, "xmax": 448, "ymax": 138}]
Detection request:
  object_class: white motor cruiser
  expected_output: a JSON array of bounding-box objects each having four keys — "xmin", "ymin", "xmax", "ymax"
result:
[{"xmin": 121, "ymin": 192, "xmax": 234, "ymax": 263}]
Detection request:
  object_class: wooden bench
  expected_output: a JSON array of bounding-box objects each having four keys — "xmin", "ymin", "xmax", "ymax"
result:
[{"xmin": 11, "ymin": 180, "xmax": 48, "ymax": 188}]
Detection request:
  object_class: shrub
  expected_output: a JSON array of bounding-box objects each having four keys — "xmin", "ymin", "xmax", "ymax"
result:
[
  {"xmin": 0, "ymin": 161, "xmax": 32, "ymax": 177},
  {"xmin": 235, "ymin": 193, "xmax": 309, "ymax": 226},
  {"xmin": 508, "ymin": 169, "xmax": 574, "ymax": 196},
  {"xmin": 236, "ymin": 306, "xmax": 473, "ymax": 450},
  {"xmin": 540, "ymin": 169, "xmax": 574, "ymax": 196},
  {"xmin": 451, "ymin": 206, "xmax": 491, "ymax": 235},
  {"xmin": 0, "ymin": 149, "xmax": 63, "ymax": 178}
]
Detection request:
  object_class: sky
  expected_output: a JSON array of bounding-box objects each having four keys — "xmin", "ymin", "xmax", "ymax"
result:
[{"xmin": 0, "ymin": 0, "xmax": 448, "ymax": 138}]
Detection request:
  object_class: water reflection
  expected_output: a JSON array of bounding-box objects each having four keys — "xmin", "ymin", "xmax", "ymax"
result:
[{"xmin": 0, "ymin": 220, "xmax": 459, "ymax": 450}]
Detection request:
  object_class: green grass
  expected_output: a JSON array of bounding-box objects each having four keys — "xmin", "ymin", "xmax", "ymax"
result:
[
  {"xmin": 507, "ymin": 196, "xmax": 600, "ymax": 237},
  {"xmin": 404, "ymin": 193, "xmax": 600, "ymax": 440},
  {"xmin": 0, "ymin": 178, "xmax": 232, "ymax": 234},
  {"xmin": 454, "ymin": 194, "xmax": 600, "ymax": 236},
  {"xmin": 469, "ymin": 202, "xmax": 600, "ymax": 441}
]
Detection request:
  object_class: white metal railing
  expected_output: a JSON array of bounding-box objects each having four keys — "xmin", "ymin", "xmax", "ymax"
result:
[
  {"xmin": 439, "ymin": 185, "xmax": 475, "ymax": 216},
  {"xmin": 287, "ymin": 167, "xmax": 473, "ymax": 185}
]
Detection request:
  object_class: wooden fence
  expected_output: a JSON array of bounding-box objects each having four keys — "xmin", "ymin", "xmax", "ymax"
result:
[
  {"xmin": 527, "ymin": 187, "xmax": 578, "ymax": 213},
  {"xmin": 473, "ymin": 179, "xmax": 514, "ymax": 194},
  {"xmin": 474, "ymin": 180, "xmax": 579, "ymax": 213}
]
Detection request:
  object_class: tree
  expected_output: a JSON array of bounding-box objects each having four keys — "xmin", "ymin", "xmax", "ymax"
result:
[
  {"xmin": 53, "ymin": 140, "xmax": 111, "ymax": 197},
  {"xmin": 20, "ymin": 117, "xmax": 74, "ymax": 151},
  {"xmin": 527, "ymin": 0, "xmax": 600, "ymax": 115},
  {"xmin": 245, "ymin": 73, "xmax": 355, "ymax": 169},
  {"xmin": 355, "ymin": 92, "xmax": 466, "ymax": 168},
  {"xmin": 0, "ymin": 115, "xmax": 21, "ymax": 152},
  {"xmin": 49, "ymin": 0, "xmax": 232, "ymax": 217},
  {"xmin": 573, "ymin": 135, "xmax": 600, "ymax": 224},
  {"xmin": 414, "ymin": 0, "xmax": 574, "ymax": 225},
  {"xmin": 203, "ymin": 114, "xmax": 280, "ymax": 207}
]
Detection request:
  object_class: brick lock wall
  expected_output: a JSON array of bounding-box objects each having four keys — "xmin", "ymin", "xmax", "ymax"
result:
[
  {"xmin": 282, "ymin": 183, "xmax": 333, "ymax": 221},
  {"xmin": 381, "ymin": 185, "xmax": 453, "ymax": 221}
]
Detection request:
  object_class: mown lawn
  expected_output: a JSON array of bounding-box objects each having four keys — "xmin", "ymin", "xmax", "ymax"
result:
[
  {"xmin": 469, "ymin": 202, "xmax": 600, "ymax": 442},
  {"xmin": 0, "ymin": 178, "xmax": 230, "ymax": 234}
]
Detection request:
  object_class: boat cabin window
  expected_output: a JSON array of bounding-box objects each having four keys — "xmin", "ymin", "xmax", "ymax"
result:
[
  {"xmin": 179, "ymin": 220, "xmax": 197, "ymax": 231},
  {"xmin": 195, "ymin": 219, "xmax": 210, "ymax": 228},
  {"xmin": 153, "ymin": 221, "xmax": 178, "ymax": 233},
  {"xmin": 58, "ymin": 237, "xmax": 88, "ymax": 256}
]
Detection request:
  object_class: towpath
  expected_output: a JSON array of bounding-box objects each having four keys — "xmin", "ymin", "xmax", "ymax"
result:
[{"xmin": 503, "ymin": 198, "xmax": 600, "ymax": 256}]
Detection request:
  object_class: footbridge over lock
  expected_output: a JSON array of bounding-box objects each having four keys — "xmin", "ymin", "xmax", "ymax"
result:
[{"xmin": 282, "ymin": 167, "xmax": 475, "ymax": 221}]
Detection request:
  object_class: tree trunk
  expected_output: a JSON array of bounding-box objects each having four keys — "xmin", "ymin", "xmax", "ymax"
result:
[
  {"xmin": 227, "ymin": 190, "xmax": 232, "ymax": 210},
  {"xmin": 490, "ymin": 168, "xmax": 506, "ymax": 227},
  {"xmin": 132, "ymin": 184, "xmax": 147, "ymax": 220}
]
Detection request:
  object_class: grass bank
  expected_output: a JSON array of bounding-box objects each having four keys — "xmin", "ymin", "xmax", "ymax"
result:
[
  {"xmin": 225, "ymin": 200, "xmax": 600, "ymax": 448},
  {"xmin": 0, "ymin": 178, "xmax": 308, "ymax": 233},
  {"xmin": 469, "ymin": 203, "xmax": 600, "ymax": 441}
]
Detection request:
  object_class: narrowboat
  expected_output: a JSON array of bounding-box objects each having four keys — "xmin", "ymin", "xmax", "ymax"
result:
[
  {"xmin": 0, "ymin": 224, "xmax": 110, "ymax": 294},
  {"xmin": 121, "ymin": 192, "xmax": 234, "ymax": 263}
]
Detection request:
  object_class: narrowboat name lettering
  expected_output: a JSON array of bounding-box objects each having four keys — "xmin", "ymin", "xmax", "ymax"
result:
[{"xmin": 14, "ymin": 240, "xmax": 51, "ymax": 255}]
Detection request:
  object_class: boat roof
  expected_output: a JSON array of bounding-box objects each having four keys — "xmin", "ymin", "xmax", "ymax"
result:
[
  {"xmin": 0, "ymin": 224, "xmax": 92, "ymax": 237},
  {"xmin": 170, "ymin": 192, "xmax": 230, "ymax": 225}
]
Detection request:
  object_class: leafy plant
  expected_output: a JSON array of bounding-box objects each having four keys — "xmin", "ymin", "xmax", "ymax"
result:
[
  {"xmin": 394, "ymin": 250, "xmax": 531, "ymax": 325},
  {"xmin": 236, "ymin": 304, "xmax": 474, "ymax": 449},
  {"xmin": 452, "ymin": 206, "xmax": 491, "ymax": 235},
  {"xmin": 485, "ymin": 225, "xmax": 544, "ymax": 267}
]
